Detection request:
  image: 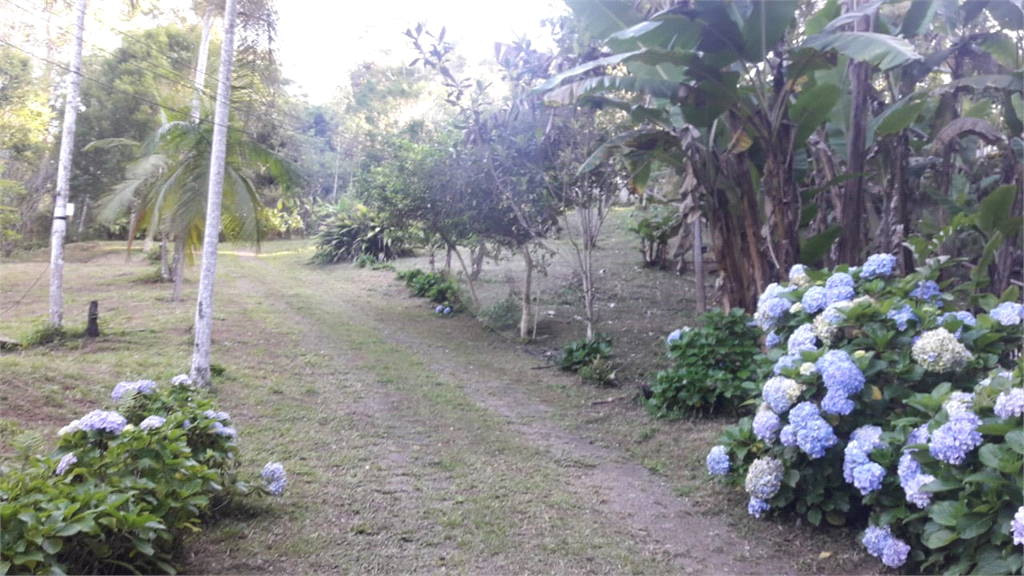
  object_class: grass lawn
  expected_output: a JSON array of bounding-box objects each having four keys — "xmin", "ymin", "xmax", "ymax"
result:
[{"xmin": 0, "ymin": 213, "xmax": 879, "ymax": 574}]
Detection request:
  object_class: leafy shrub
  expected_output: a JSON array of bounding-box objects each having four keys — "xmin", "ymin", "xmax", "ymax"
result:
[
  {"xmin": 396, "ymin": 268, "xmax": 459, "ymax": 305},
  {"xmin": 705, "ymin": 256, "xmax": 1023, "ymax": 574},
  {"xmin": 478, "ymin": 296, "xmax": 520, "ymax": 330},
  {"xmin": 628, "ymin": 208, "xmax": 681, "ymax": 268},
  {"xmin": 310, "ymin": 203, "xmax": 412, "ymax": 264},
  {"xmin": 20, "ymin": 319, "xmax": 74, "ymax": 348},
  {"xmin": 0, "ymin": 374, "xmax": 286, "ymax": 575},
  {"xmin": 647, "ymin": 308, "xmax": 763, "ymax": 418},
  {"xmin": 577, "ymin": 357, "xmax": 617, "ymax": 387},
  {"xmin": 557, "ymin": 334, "xmax": 612, "ymax": 373}
]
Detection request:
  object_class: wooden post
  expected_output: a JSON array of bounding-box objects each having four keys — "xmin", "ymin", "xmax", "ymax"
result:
[
  {"xmin": 693, "ymin": 217, "xmax": 706, "ymax": 313},
  {"xmin": 86, "ymin": 301, "xmax": 99, "ymax": 337}
]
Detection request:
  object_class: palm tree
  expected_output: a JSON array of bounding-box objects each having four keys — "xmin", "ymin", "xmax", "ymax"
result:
[{"xmin": 92, "ymin": 111, "xmax": 296, "ymax": 301}]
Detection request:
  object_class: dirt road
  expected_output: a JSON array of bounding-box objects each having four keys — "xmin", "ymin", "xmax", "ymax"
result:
[{"xmin": 185, "ymin": 251, "xmax": 804, "ymax": 575}]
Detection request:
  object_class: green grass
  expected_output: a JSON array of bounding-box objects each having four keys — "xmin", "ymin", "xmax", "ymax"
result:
[{"xmin": 0, "ymin": 232, "xmax": 878, "ymax": 575}]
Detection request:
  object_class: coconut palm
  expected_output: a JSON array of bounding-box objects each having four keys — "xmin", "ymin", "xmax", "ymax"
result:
[{"xmin": 91, "ymin": 111, "xmax": 297, "ymax": 301}]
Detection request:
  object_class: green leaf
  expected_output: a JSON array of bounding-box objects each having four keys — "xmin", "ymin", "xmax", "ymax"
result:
[
  {"xmin": 956, "ymin": 513, "xmax": 994, "ymax": 540},
  {"xmin": 825, "ymin": 510, "xmax": 846, "ymax": 526},
  {"xmin": 807, "ymin": 506, "xmax": 822, "ymax": 526},
  {"xmin": 799, "ymin": 225, "xmax": 843, "ymax": 264},
  {"xmin": 977, "ymin": 184, "xmax": 1017, "ymax": 236},
  {"xmin": 567, "ymin": 0, "xmax": 645, "ymax": 40},
  {"xmin": 791, "ymin": 83, "xmax": 841, "ymax": 145},
  {"xmin": 740, "ymin": 1, "xmax": 798, "ymax": 62},
  {"xmin": 930, "ymin": 501, "xmax": 966, "ymax": 527},
  {"xmin": 39, "ymin": 538, "xmax": 62, "ymax": 555},
  {"xmin": 922, "ymin": 527, "xmax": 958, "ymax": 549},
  {"xmin": 1006, "ymin": 429, "xmax": 1024, "ymax": 455},
  {"xmin": 802, "ymin": 31, "xmax": 922, "ymax": 71},
  {"xmin": 805, "ymin": 0, "xmax": 841, "ymax": 36},
  {"xmin": 874, "ymin": 94, "xmax": 927, "ymax": 136},
  {"xmin": 897, "ymin": 1, "xmax": 938, "ymax": 38}
]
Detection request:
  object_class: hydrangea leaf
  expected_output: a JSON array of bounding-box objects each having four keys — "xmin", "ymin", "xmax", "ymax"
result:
[{"xmin": 921, "ymin": 527, "xmax": 958, "ymax": 549}]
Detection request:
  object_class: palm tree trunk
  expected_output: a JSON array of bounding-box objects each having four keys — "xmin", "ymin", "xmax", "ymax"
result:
[
  {"xmin": 172, "ymin": 237, "xmax": 185, "ymax": 301},
  {"xmin": 191, "ymin": 4, "xmax": 215, "ymax": 123},
  {"xmin": 48, "ymin": 0, "xmax": 87, "ymax": 327},
  {"xmin": 191, "ymin": 0, "xmax": 238, "ymax": 388}
]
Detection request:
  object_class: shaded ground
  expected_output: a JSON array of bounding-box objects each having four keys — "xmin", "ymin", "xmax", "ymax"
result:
[{"xmin": 0, "ymin": 217, "xmax": 878, "ymax": 574}]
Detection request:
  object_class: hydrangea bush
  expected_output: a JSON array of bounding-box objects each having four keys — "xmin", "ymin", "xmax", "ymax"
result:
[
  {"xmin": 648, "ymin": 308, "xmax": 763, "ymax": 417},
  {"xmin": 1, "ymin": 375, "xmax": 286, "ymax": 575},
  {"xmin": 706, "ymin": 257, "xmax": 1023, "ymax": 574}
]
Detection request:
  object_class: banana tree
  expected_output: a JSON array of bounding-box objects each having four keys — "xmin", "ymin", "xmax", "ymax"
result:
[{"xmin": 539, "ymin": 0, "xmax": 929, "ymax": 311}]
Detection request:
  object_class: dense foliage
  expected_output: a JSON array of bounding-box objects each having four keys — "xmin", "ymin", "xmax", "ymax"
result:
[
  {"xmin": 0, "ymin": 375, "xmax": 285, "ymax": 575},
  {"xmin": 311, "ymin": 203, "xmax": 413, "ymax": 264},
  {"xmin": 647, "ymin": 308, "xmax": 763, "ymax": 418},
  {"xmin": 705, "ymin": 256, "xmax": 1023, "ymax": 574},
  {"xmin": 396, "ymin": 268, "xmax": 460, "ymax": 307}
]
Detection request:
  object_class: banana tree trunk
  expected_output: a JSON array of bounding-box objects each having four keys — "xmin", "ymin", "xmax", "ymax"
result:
[
  {"xmin": 48, "ymin": 0, "xmax": 87, "ymax": 327},
  {"xmin": 191, "ymin": 0, "xmax": 238, "ymax": 388},
  {"xmin": 837, "ymin": 0, "xmax": 872, "ymax": 264}
]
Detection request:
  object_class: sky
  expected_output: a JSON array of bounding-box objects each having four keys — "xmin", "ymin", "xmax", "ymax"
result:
[{"xmin": 274, "ymin": 0, "xmax": 567, "ymax": 104}]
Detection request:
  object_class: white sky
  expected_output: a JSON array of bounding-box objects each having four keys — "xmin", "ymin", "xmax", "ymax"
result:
[{"xmin": 274, "ymin": 0, "xmax": 566, "ymax": 103}]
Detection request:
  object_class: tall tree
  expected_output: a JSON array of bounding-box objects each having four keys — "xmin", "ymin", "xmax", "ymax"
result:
[
  {"xmin": 191, "ymin": 0, "xmax": 238, "ymax": 388},
  {"xmin": 47, "ymin": 0, "xmax": 87, "ymax": 327}
]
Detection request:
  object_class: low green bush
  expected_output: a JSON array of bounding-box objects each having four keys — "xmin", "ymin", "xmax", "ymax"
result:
[
  {"xmin": 557, "ymin": 334, "xmax": 612, "ymax": 373},
  {"xmin": 705, "ymin": 255, "xmax": 1023, "ymax": 574},
  {"xmin": 478, "ymin": 297, "xmax": 520, "ymax": 330},
  {"xmin": 0, "ymin": 374, "xmax": 286, "ymax": 575},
  {"xmin": 396, "ymin": 268, "xmax": 459, "ymax": 305},
  {"xmin": 647, "ymin": 308, "xmax": 763, "ymax": 418},
  {"xmin": 310, "ymin": 203, "xmax": 412, "ymax": 264}
]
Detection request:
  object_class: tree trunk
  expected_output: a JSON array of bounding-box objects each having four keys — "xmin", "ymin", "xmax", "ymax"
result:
[
  {"xmin": 172, "ymin": 237, "xmax": 185, "ymax": 301},
  {"xmin": 191, "ymin": 0, "xmax": 238, "ymax": 388},
  {"xmin": 160, "ymin": 239, "xmax": 170, "ymax": 281},
  {"xmin": 519, "ymin": 245, "xmax": 533, "ymax": 340},
  {"xmin": 837, "ymin": 0, "xmax": 872, "ymax": 264},
  {"xmin": 693, "ymin": 217, "xmax": 706, "ymax": 314},
  {"xmin": 48, "ymin": 0, "xmax": 87, "ymax": 327},
  {"xmin": 191, "ymin": 4, "xmax": 215, "ymax": 123}
]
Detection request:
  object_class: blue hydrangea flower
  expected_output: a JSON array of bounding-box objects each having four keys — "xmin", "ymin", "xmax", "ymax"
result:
[
  {"xmin": 262, "ymin": 462, "xmax": 287, "ymax": 496},
  {"xmin": 990, "ymin": 301, "xmax": 1024, "ymax": 326},
  {"xmin": 906, "ymin": 424, "xmax": 931, "ymax": 447},
  {"xmin": 764, "ymin": 331, "xmax": 781, "ymax": 349},
  {"xmin": 801, "ymin": 286, "xmax": 828, "ymax": 314},
  {"xmin": 821, "ymin": 389, "xmax": 855, "ymax": 415},
  {"xmin": 755, "ymin": 296, "xmax": 792, "ymax": 332},
  {"xmin": 851, "ymin": 462, "xmax": 886, "ymax": 495},
  {"xmin": 78, "ymin": 410, "xmax": 127, "ymax": 435},
  {"xmin": 1013, "ymin": 506, "xmax": 1024, "ymax": 546},
  {"xmin": 171, "ymin": 373, "xmax": 194, "ymax": 387},
  {"xmin": 203, "ymin": 410, "xmax": 231, "ymax": 421},
  {"xmin": 841, "ymin": 423, "xmax": 886, "ymax": 495},
  {"xmin": 706, "ymin": 445, "xmax": 730, "ymax": 476},
  {"xmin": 745, "ymin": 457, "xmax": 784, "ymax": 501},
  {"xmin": 753, "ymin": 405, "xmax": 781, "ymax": 445},
  {"xmin": 209, "ymin": 421, "xmax": 237, "ymax": 438},
  {"xmin": 994, "ymin": 388, "xmax": 1024, "ymax": 419},
  {"xmin": 942, "ymin": 391, "xmax": 974, "ymax": 416},
  {"xmin": 886, "ymin": 304, "xmax": 918, "ymax": 331},
  {"xmin": 772, "ymin": 354, "xmax": 801, "ymax": 375},
  {"xmin": 928, "ymin": 412, "xmax": 983, "ymax": 465},
  {"xmin": 111, "ymin": 380, "xmax": 157, "ymax": 402},
  {"xmin": 748, "ymin": 497, "xmax": 771, "ymax": 518},
  {"xmin": 436, "ymin": 304, "xmax": 445, "ymax": 314},
  {"xmin": 787, "ymin": 324, "xmax": 818, "ymax": 354},
  {"xmin": 789, "ymin": 264, "xmax": 812, "ymax": 287},
  {"xmin": 55, "ymin": 452, "xmax": 77, "ymax": 475},
  {"xmin": 758, "ymin": 283, "xmax": 795, "ymax": 307},
  {"xmin": 782, "ymin": 402, "xmax": 837, "ymax": 459},
  {"xmin": 939, "ymin": 310, "xmax": 976, "ymax": 339},
  {"xmin": 815, "ymin": 350, "xmax": 865, "ymax": 414},
  {"xmin": 812, "ymin": 303, "xmax": 849, "ymax": 346},
  {"xmin": 443, "ymin": 306, "xmax": 452, "ymax": 315},
  {"xmin": 860, "ymin": 254, "xmax": 897, "ymax": 279},
  {"xmin": 825, "ymin": 272, "xmax": 854, "ymax": 291},
  {"xmin": 762, "ymin": 376, "xmax": 801, "ymax": 413},
  {"xmin": 898, "ymin": 452, "xmax": 934, "ymax": 509},
  {"xmin": 667, "ymin": 328, "xmax": 683, "ymax": 344},
  {"xmin": 862, "ymin": 525, "xmax": 910, "ymax": 568},
  {"xmin": 139, "ymin": 415, "xmax": 166, "ymax": 430},
  {"xmin": 910, "ymin": 280, "xmax": 942, "ymax": 306},
  {"xmin": 826, "ymin": 285, "xmax": 854, "ymax": 305}
]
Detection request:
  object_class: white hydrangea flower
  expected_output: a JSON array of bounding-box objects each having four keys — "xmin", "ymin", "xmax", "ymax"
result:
[{"xmin": 911, "ymin": 328, "xmax": 973, "ymax": 373}]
